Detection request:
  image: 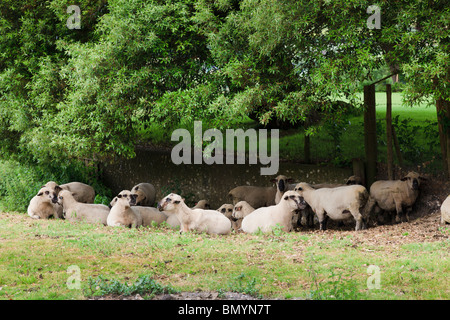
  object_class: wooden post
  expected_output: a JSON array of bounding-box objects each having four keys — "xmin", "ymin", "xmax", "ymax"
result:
[
  {"xmin": 352, "ymin": 158, "xmax": 366, "ymax": 187},
  {"xmin": 364, "ymin": 84, "xmax": 377, "ymax": 187},
  {"xmin": 386, "ymin": 84, "xmax": 394, "ymax": 180}
]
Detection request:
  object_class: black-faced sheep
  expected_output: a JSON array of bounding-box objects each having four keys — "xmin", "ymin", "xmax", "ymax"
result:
[
  {"xmin": 271, "ymin": 175, "xmax": 296, "ymax": 204},
  {"xmin": 158, "ymin": 193, "xmax": 231, "ymax": 235},
  {"xmin": 130, "ymin": 182, "xmax": 156, "ymax": 206},
  {"xmin": 241, "ymin": 190, "xmax": 307, "ymax": 233},
  {"xmin": 294, "ymin": 182, "xmax": 369, "ymax": 231},
  {"xmin": 365, "ymin": 171, "xmax": 425, "ymax": 223},
  {"xmin": 56, "ymin": 190, "xmax": 109, "ymax": 225},
  {"xmin": 228, "ymin": 185, "xmax": 276, "ymax": 209}
]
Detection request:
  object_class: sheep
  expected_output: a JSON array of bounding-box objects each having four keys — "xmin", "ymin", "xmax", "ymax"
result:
[
  {"xmin": 27, "ymin": 188, "xmax": 63, "ymax": 219},
  {"xmin": 365, "ymin": 171, "xmax": 425, "ymax": 224},
  {"xmin": 108, "ymin": 190, "xmax": 133, "ymax": 208},
  {"xmin": 240, "ymin": 191, "xmax": 307, "ymax": 233},
  {"xmin": 56, "ymin": 190, "xmax": 109, "ymax": 225},
  {"xmin": 231, "ymin": 201, "xmax": 255, "ymax": 231},
  {"xmin": 133, "ymin": 205, "xmax": 169, "ymax": 227},
  {"xmin": 43, "ymin": 181, "xmax": 95, "ymax": 204},
  {"xmin": 294, "ymin": 182, "xmax": 369, "ymax": 231},
  {"xmin": 193, "ymin": 200, "xmax": 211, "ymax": 210},
  {"xmin": 217, "ymin": 204, "xmax": 234, "ymax": 220},
  {"xmin": 271, "ymin": 175, "xmax": 296, "ymax": 204},
  {"xmin": 107, "ymin": 195, "xmax": 142, "ymax": 228},
  {"xmin": 311, "ymin": 175, "xmax": 363, "ymax": 189},
  {"xmin": 441, "ymin": 195, "xmax": 450, "ymax": 225},
  {"xmin": 130, "ymin": 182, "xmax": 156, "ymax": 206},
  {"xmin": 228, "ymin": 185, "xmax": 276, "ymax": 209},
  {"xmin": 157, "ymin": 193, "xmax": 231, "ymax": 235}
]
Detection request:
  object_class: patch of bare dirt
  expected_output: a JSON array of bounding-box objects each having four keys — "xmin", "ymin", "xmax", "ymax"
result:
[{"xmin": 90, "ymin": 291, "xmax": 261, "ymax": 300}]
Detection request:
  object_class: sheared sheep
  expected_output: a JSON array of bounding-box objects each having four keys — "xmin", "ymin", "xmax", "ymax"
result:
[
  {"xmin": 133, "ymin": 205, "xmax": 169, "ymax": 227},
  {"xmin": 365, "ymin": 171, "xmax": 425, "ymax": 223},
  {"xmin": 158, "ymin": 193, "xmax": 231, "ymax": 235},
  {"xmin": 241, "ymin": 190, "xmax": 307, "ymax": 233},
  {"xmin": 56, "ymin": 190, "xmax": 109, "ymax": 225},
  {"xmin": 441, "ymin": 195, "xmax": 450, "ymax": 225},
  {"xmin": 108, "ymin": 190, "xmax": 133, "ymax": 208},
  {"xmin": 193, "ymin": 200, "xmax": 211, "ymax": 209},
  {"xmin": 130, "ymin": 182, "xmax": 156, "ymax": 206},
  {"xmin": 294, "ymin": 182, "xmax": 369, "ymax": 231},
  {"xmin": 107, "ymin": 195, "xmax": 142, "ymax": 228},
  {"xmin": 44, "ymin": 181, "xmax": 95, "ymax": 204},
  {"xmin": 228, "ymin": 185, "xmax": 276, "ymax": 208},
  {"xmin": 27, "ymin": 188, "xmax": 63, "ymax": 219},
  {"xmin": 271, "ymin": 175, "xmax": 296, "ymax": 204}
]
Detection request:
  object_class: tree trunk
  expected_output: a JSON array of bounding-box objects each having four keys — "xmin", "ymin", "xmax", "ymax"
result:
[
  {"xmin": 364, "ymin": 84, "xmax": 377, "ymax": 187},
  {"xmin": 436, "ymin": 97, "xmax": 449, "ymax": 178},
  {"xmin": 304, "ymin": 133, "xmax": 311, "ymax": 164},
  {"xmin": 386, "ymin": 84, "xmax": 394, "ymax": 180}
]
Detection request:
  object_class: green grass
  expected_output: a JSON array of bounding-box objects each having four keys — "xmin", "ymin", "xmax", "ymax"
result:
[{"xmin": 1, "ymin": 212, "xmax": 448, "ymax": 300}]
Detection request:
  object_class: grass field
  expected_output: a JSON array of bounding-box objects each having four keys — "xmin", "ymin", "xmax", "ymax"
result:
[{"xmin": 1, "ymin": 211, "xmax": 448, "ymax": 300}]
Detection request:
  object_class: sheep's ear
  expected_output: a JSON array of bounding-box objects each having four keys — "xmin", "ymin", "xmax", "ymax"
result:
[
  {"xmin": 400, "ymin": 176, "xmax": 408, "ymax": 181},
  {"xmin": 297, "ymin": 187, "xmax": 303, "ymax": 191},
  {"xmin": 182, "ymin": 198, "xmax": 185, "ymax": 201},
  {"xmin": 134, "ymin": 186, "xmax": 139, "ymax": 191},
  {"xmin": 117, "ymin": 194, "xmax": 122, "ymax": 198},
  {"xmin": 37, "ymin": 192, "xmax": 43, "ymax": 196},
  {"xmin": 55, "ymin": 185, "xmax": 62, "ymax": 191},
  {"xmin": 283, "ymin": 195, "xmax": 288, "ymax": 200},
  {"xmin": 174, "ymin": 200, "xmax": 180, "ymax": 204}
]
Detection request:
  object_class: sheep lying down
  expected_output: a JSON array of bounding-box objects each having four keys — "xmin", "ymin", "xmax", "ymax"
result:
[
  {"xmin": 56, "ymin": 190, "xmax": 109, "ymax": 225},
  {"xmin": 28, "ymin": 188, "xmax": 63, "ymax": 219},
  {"xmin": 158, "ymin": 193, "xmax": 231, "ymax": 235},
  {"xmin": 241, "ymin": 190, "xmax": 307, "ymax": 233}
]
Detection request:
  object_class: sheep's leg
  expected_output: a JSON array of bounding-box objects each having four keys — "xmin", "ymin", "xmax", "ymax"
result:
[
  {"xmin": 350, "ymin": 207, "xmax": 364, "ymax": 231},
  {"xmin": 318, "ymin": 212, "xmax": 328, "ymax": 231}
]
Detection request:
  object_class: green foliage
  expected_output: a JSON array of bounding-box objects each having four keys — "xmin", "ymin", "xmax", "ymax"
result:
[{"xmin": 86, "ymin": 274, "xmax": 178, "ymax": 298}]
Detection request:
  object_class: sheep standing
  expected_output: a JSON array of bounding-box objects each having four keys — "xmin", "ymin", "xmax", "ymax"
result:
[
  {"xmin": 107, "ymin": 195, "xmax": 142, "ymax": 228},
  {"xmin": 241, "ymin": 191, "xmax": 307, "ymax": 233},
  {"xmin": 158, "ymin": 193, "xmax": 231, "ymax": 235},
  {"xmin": 365, "ymin": 171, "xmax": 425, "ymax": 224},
  {"xmin": 56, "ymin": 190, "xmax": 109, "ymax": 225},
  {"xmin": 130, "ymin": 183, "xmax": 156, "ymax": 206},
  {"xmin": 294, "ymin": 183, "xmax": 369, "ymax": 231},
  {"xmin": 271, "ymin": 175, "xmax": 296, "ymax": 204},
  {"xmin": 441, "ymin": 195, "xmax": 450, "ymax": 225},
  {"xmin": 44, "ymin": 181, "xmax": 95, "ymax": 204},
  {"xmin": 27, "ymin": 188, "xmax": 63, "ymax": 219},
  {"xmin": 228, "ymin": 185, "xmax": 276, "ymax": 208}
]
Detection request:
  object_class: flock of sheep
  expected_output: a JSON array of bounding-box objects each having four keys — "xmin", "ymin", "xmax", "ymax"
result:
[{"xmin": 27, "ymin": 171, "xmax": 450, "ymax": 235}]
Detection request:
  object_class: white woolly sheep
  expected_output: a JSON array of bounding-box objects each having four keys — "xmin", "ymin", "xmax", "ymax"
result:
[
  {"xmin": 109, "ymin": 190, "xmax": 133, "ymax": 208},
  {"xmin": 441, "ymin": 195, "xmax": 450, "ymax": 225},
  {"xmin": 365, "ymin": 171, "xmax": 425, "ymax": 223},
  {"xmin": 294, "ymin": 182, "xmax": 369, "ymax": 231},
  {"xmin": 241, "ymin": 190, "xmax": 307, "ymax": 233},
  {"xmin": 228, "ymin": 185, "xmax": 276, "ymax": 208},
  {"xmin": 133, "ymin": 205, "xmax": 169, "ymax": 227},
  {"xmin": 56, "ymin": 190, "xmax": 109, "ymax": 225},
  {"xmin": 130, "ymin": 182, "xmax": 156, "ymax": 206},
  {"xmin": 158, "ymin": 193, "xmax": 231, "ymax": 235}
]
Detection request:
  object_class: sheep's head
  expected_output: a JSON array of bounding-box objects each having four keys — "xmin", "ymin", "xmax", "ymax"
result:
[
  {"xmin": 271, "ymin": 175, "xmax": 294, "ymax": 192},
  {"xmin": 194, "ymin": 200, "xmax": 211, "ymax": 209},
  {"xmin": 37, "ymin": 187, "xmax": 55, "ymax": 204},
  {"xmin": 109, "ymin": 190, "xmax": 134, "ymax": 208},
  {"xmin": 43, "ymin": 181, "xmax": 63, "ymax": 203},
  {"xmin": 56, "ymin": 190, "xmax": 74, "ymax": 206},
  {"xmin": 293, "ymin": 182, "xmax": 312, "ymax": 196},
  {"xmin": 282, "ymin": 190, "xmax": 307, "ymax": 210},
  {"xmin": 346, "ymin": 175, "xmax": 362, "ymax": 185},
  {"xmin": 131, "ymin": 186, "xmax": 147, "ymax": 206},
  {"xmin": 158, "ymin": 193, "xmax": 183, "ymax": 212},
  {"xmin": 217, "ymin": 204, "xmax": 233, "ymax": 219},
  {"xmin": 232, "ymin": 201, "xmax": 249, "ymax": 220},
  {"xmin": 401, "ymin": 172, "xmax": 425, "ymax": 191}
]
